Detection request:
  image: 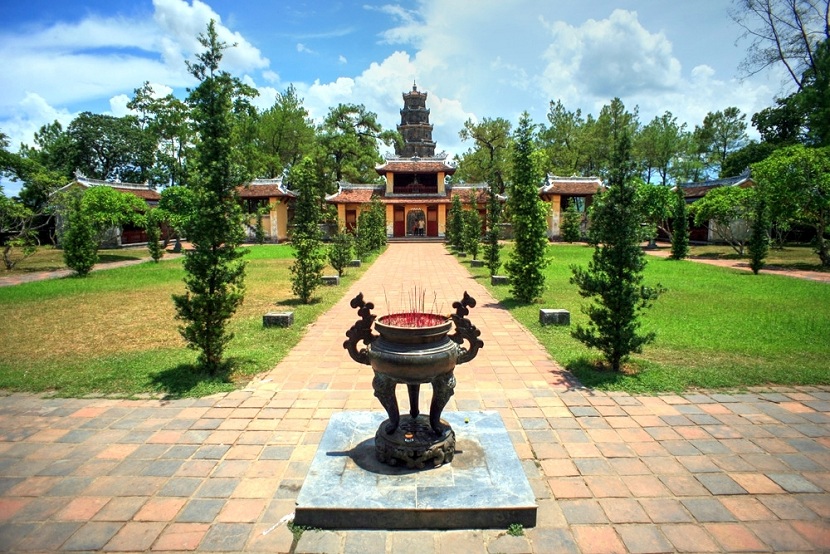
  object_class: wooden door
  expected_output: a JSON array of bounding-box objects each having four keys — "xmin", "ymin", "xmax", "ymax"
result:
[
  {"xmin": 393, "ymin": 206, "xmax": 405, "ymax": 237},
  {"xmin": 427, "ymin": 206, "xmax": 438, "ymax": 237}
]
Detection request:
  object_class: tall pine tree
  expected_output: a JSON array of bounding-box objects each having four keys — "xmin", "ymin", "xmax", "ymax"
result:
[
  {"xmin": 570, "ymin": 106, "xmax": 663, "ymax": 372},
  {"xmin": 505, "ymin": 112, "xmax": 549, "ymax": 303},
  {"xmin": 670, "ymin": 185, "xmax": 690, "ymax": 260},
  {"xmin": 289, "ymin": 157, "xmax": 326, "ymax": 303},
  {"xmin": 172, "ymin": 21, "xmax": 251, "ymax": 373}
]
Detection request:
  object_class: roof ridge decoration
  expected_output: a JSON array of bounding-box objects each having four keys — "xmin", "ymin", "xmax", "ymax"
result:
[{"xmin": 73, "ymin": 171, "xmax": 152, "ymax": 190}]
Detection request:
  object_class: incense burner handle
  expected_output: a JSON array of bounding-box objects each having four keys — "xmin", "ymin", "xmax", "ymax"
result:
[
  {"xmin": 343, "ymin": 293, "xmax": 377, "ymax": 366},
  {"xmin": 449, "ymin": 291, "xmax": 484, "ymax": 365}
]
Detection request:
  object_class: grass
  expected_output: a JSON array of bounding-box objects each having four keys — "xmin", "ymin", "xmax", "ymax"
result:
[
  {"xmin": 685, "ymin": 243, "xmax": 829, "ymax": 272},
  {"xmin": 467, "ymin": 243, "xmax": 830, "ymax": 393},
  {"xmin": 2, "ymin": 244, "xmax": 153, "ymax": 274},
  {"xmin": 0, "ymin": 244, "xmax": 380, "ymax": 398}
]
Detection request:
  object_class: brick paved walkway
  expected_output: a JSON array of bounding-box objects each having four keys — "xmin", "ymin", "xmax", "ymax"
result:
[{"xmin": 0, "ymin": 243, "xmax": 828, "ymax": 552}]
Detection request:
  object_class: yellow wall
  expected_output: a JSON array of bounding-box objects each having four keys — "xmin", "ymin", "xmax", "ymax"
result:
[
  {"xmin": 548, "ymin": 195, "xmax": 561, "ymax": 238},
  {"xmin": 385, "ymin": 172, "xmax": 394, "ymax": 194},
  {"xmin": 437, "ymin": 172, "xmax": 446, "ymax": 194}
]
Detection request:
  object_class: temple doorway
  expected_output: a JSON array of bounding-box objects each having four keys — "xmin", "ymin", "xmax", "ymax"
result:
[{"xmin": 407, "ymin": 209, "xmax": 426, "ymax": 237}]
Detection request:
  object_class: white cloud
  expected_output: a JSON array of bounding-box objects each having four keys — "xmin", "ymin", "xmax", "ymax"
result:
[
  {"xmin": 338, "ymin": 55, "xmax": 348, "ymax": 64},
  {"xmin": 296, "ymin": 43, "xmax": 316, "ymax": 55}
]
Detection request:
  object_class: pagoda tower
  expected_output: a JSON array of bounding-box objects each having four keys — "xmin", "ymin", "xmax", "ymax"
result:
[{"xmin": 396, "ymin": 82, "xmax": 436, "ymax": 158}]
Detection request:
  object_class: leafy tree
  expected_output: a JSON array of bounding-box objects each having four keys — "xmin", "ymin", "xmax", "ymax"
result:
[
  {"xmin": 0, "ymin": 195, "xmax": 40, "ymax": 270},
  {"xmin": 129, "ymin": 83, "xmax": 193, "ymax": 187},
  {"xmin": 65, "ymin": 112, "xmax": 156, "ymax": 183},
  {"xmin": 721, "ymin": 141, "xmax": 779, "ymax": 177},
  {"xmin": 635, "ymin": 111, "xmax": 685, "ymax": 185},
  {"xmin": 58, "ymin": 186, "xmax": 146, "ymax": 275},
  {"xmin": 540, "ymin": 100, "xmax": 589, "ymax": 175},
  {"xmin": 483, "ymin": 182, "xmax": 502, "ymax": 275},
  {"xmin": 253, "ymin": 205, "xmax": 267, "ymax": 245},
  {"xmin": 696, "ymin": 107, "xmax": 749, "ymax": 177},
  {"xmin": 752, "ymin": 96, "xmax": 806, "ymax": 145},
  {"xmin": 797, "ymin": 38, "xmax": 830, "ymax": 146},
  {"xmin": 593, "ymin": 99, "xmax": 640, "ymax": 180},
  {"xmin": 752, "ymin": 144, "xmax": 830, "ymax": 266},
  {"xmin": 670, "ymin": 186, "xmax": 690, "ymax": 260},
  {"xmin": 692, "ymin": 185, "xmax": 755, "ymax": 256},
  {"xmin": 505, "ymin": 112, "xmax": 549, "ymax": 303},
  {"xmin": 145, "ymin": 207, "xmax": 164, "ymax": 262},
  {"xmin": 257, "ymin": 85, "xmax": 316, "ymax": 178},
  {"xmin": 748, "ymin": 195, "xmax": 771, "ymax": 273},
  {"xmin": 59, "ymin": 191, "xmax": 98, "ymax": 276},
  {"xmin": 365, "ymin": 196, "xmax": 388, "ymax": 251},
  {"xmin": 158, "ymin": 185, "xmax": 194, "ymax": 251},
  {"xmin": 289, "ymin": 157, "xmax": 326, "ymax": 303},
  {"xmin": 328, "ymin": 226, "xmax": 354, "ymax": 277},
  {"xmin": 636, "ymin": 182, "xmax": 675, "ymax": 248},
  {"xmin": 447, "ymin": 193, "xmax": 464, "ymax": 250},
  {"xmin": 462, "ymin": 192, "xmax": 482, "ymax": 260},
  {"xmin": 172, "ymin": 21, "xmax": 251, "ymax": 373},
  {"xmin": 455, "ymin": 117, "xmax": 512, "ymax": 191},
  {"xmin": 570, "ymin": 124, "xmax": 663, "ymax": 372},
  {"xmin": 560, "ymin": 201, "xmax": 583, "ymax": 243},
  {"xmin": 317, "ymin": 103, "xmax": 399, "ymax": 183},
  {"xmin": 730, "ymin": 0, "xmax": 829, "ymax": 92}
]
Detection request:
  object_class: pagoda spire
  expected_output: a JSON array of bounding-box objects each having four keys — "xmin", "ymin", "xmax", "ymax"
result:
[{"xmin": 397, "ymin": 83, "xmax": 435, "ymax": 157}]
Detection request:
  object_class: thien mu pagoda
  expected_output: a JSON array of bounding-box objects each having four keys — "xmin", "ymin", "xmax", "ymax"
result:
[
  {"xmin": 326, "ymin": 83, "xmax": 605, "ymax": 240},
  {"xmin": 326, "ymin": 83, "xmax": 464, "ymax": 238}
]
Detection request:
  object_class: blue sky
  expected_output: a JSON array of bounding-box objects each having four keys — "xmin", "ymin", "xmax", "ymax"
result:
[{"xmin": 1, "ymin": 0, "xmax": 789, "ymax": 197}]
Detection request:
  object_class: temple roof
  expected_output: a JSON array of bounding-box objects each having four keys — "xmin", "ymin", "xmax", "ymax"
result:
[
  {"xmin": 325, "ymin": 184, "xmax": 384, "ymax": 204},
  {"xmin": 64, "ymin": 174, "xmax": 161, "ymax": 201},
  {"xmin": 375, "ymin": 156, "xmax": 456, "ymax": 175},
  {"xmin": 236, "ymin": 178, "xmax": 296, "ymax": 199},
  {"xmin": 540, "ymin": 175, "xmax": 604, "ymax": 196},
  {"xmin": 678, "ymin": 173, "xmax": 754, "ymax": 199}
]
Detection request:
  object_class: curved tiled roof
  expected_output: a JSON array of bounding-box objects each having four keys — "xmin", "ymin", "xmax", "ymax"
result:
[
  {"xmin": 540, "ymin": 175, "xmax": 604, "ymax": 196},
  {"xmin": 375, "ymin": 157, "xmax": 456, "ymax": 175},
  {"xmin": 326, "ymin": 185, "xmax": 384, "ymax": 204}
]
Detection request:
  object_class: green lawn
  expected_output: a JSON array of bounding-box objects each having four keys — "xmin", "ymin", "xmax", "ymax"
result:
[
  {"xmin": 0, "ymin": 244, "xmax": 378, "ymax": 398},
  {"xmin": 467, "ymin": 244, "xmax": 830, "ymax": 393},
  {"xmin": 2, "ymin": 244, "xmax": 153, "ymax": 274}
]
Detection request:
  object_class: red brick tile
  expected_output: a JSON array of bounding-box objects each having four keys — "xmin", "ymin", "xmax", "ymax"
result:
[
  {"xmin": 96, "ymin": 444, "xmax": 139, "ymax": 460},
  {"xmin": 624, "ymin": 475, "xmax": 670, "ymax": 497},
  {"xmin": 719, "ymin": 496, "xmax": 776, "ymax": 521},
  {"xmin": 217, "ymin": 498, "xmax": 266, "ymax": 522},
  {"xmin": 133, "ymin": 497, "xmax": 186, "ymax": 521},
  {"xmin": 548, "ymin": 477, "xmax": 592, "ymax": 499},
  {"xmin": 104, "ymin": 521, "xmax": 165, "ymax": 551},
  {"xmin": 661, "ymin": 523, "xmax": 720, "ymax": 552},
  {"xmin": 705, "ymin": 523, "xmax": 768, "ymax": 552},
  {"xmin": 790, "ymin": 520, "xmax": 830, "ymax": 550},
  {"xmin": 0, "ymin": 498, "xmax": 32, "ymax": 520},
  {"xmin": 55, "ymin": 496, "xmax": 109, "ymax": 520},
  {"xmin": 540, "ymin": 459, "xmax": 578, "ymax": 478},
  {"xmin": 729, "ymin": 472, "xmax": 785, "ymax": 494},
  {"xmin": 584, "ymin": 476, "xmax": 630, "ymax": 498},
  {"xmin": 152, "ymin": 522, "xmax": 210, "ymax": 550},
  {"xmin": 572, "ymin": 525, "xmax": 626, "ymax": 553}
]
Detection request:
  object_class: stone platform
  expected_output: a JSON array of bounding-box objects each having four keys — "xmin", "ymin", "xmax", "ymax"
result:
[{"xmin": 294, "ymin": 411, "xmax": 536, "ymax": 530}]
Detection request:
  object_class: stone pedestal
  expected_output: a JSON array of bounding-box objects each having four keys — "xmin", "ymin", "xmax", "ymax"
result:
[
  {"xmin": 263, "ymin": 311, "xmax": 294, "ymax": 327},
  {"xmin": 348, "ymin": 260, "xmax": 361, "ymax": 267},
  {"xmin": 491, "ymin": 275, "xmax": 509, "ymax": 285},
  {"xmin": 470, "ymin": 260, "xmax": 484, "ymax": 268},
  {"xmin": 322, "ymin": 275, "xmax": 340, "ymax": 286},
  {"xmin": 540, "ymin": 309, "xmax": 570, "ymax": 325}
]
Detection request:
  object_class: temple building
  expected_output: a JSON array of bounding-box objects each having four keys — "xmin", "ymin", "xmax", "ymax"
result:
[{"xmin": 327, "ymin": 83, "xmax": 465, "ymax": 238}]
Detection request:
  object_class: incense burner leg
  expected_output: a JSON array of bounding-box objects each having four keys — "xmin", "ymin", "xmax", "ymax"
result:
[
  {"xmin": 372, "ymin": 372, "xmax": 400, "ymax": 434},
  {"xmin": 407, "ymin": 384, "xmax": 421, "ymax": 418},
  {"xmin": 429, "ymin": 371, "xmax": 456, "ymax": 434}
]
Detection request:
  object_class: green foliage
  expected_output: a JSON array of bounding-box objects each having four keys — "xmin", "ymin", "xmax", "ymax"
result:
[
  {"xmin": 447, "ymin": 194, "xmax": 465, "ymax": 250},
  {"xmin": 748, "ymin": 196, "xmax": 771, "ymax": 274},
  {"xmin": 507, "ymin": 523, "xmax": 524, "ymax": 537},
  {"xmin": 483, "ymin": 181, "xmax": 502, "ymax": 276},
  {"xmin": 173, "ymin": 20, "xmax": 250, "ymax": 373},
  {"xmin": 256, "ymin": 84, "xmax": 316, "ymax": 178},
  {"xmin": 58, "ymin": 186, "xmax": 147, "ymax": 276},
  {"xmin": 60, "ymin": 191, "xmax": 98, "ymax": 276},
  {"xmin": 254, "ymin": 206, "xmax": 267, "ymax": 245},
  {"xmin": 354, "ymin": 196, "xmax": 387, "ymax": 259},
  {"xmin": 560, "ymin": 202, "xmax": 583, "ymax": 243},
  {"xmin": 289, "ymin": 158, "xmax": 325, "ymax": 303},
  {"xmin": 318, "ymin": 103, "xmax": 399, "ymax": 183},
  {"xmin": 455, "ymin": 117, "xmax": 512, "ymax": 190},
  {"xmin": 670, "ymin": 186, "xmax": 690, "ymax": 260},
  {"xmin": 462, "ymin": 195, "xmax": 482, "ymax": 260},
  {"xmin": 505, "ymin": 112, "xmax": 549, "ymax": 303},
  {"xmin": 570, "ymin": 119, "xmax": 663, "ymax": 372},
  {"xmin": 145, "ymin": 208, "xmax": 164, "ymax": 262},
  {"xmin": 692, "ymin": 185, "xmax": 755, "ymax": 256},
  {"xmin": 752, "ymin": 144, "xmax": 830, "ymax": 266},
  {"xmin": 636, "ymin": 182, "xmax": 674, "ymax": 247},
  {"xmin": 0, "ymin": 194, "xmax": 40, "ymax": 271},
  {"xmin": 328, "ymin": 226, "xmax": 354, "ymax": 277}
]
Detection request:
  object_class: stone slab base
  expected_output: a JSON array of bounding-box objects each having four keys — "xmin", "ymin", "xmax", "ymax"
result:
[
  {"xmin": 491, "ymin": 275, "xmax": 509, "ymax": 285},
  {"xmin": 263, "ymin": 311, "xmax": 294, "ymax": 327},
  {"xmin": 540, "ymin": 308, "xmax": 570, "ymax": 325},
  {"xmin": 295, "ymin": 411, "xmax": 536, "ymax": 530},
  {"xmin": 322, "ymin": 275, "xmax": 340, "ymax": 286}
]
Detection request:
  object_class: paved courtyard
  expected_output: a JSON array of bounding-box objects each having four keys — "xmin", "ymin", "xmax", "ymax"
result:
[{"xmin": 0, "ymin": 243, "xmax": 828, "ymax": 552}]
